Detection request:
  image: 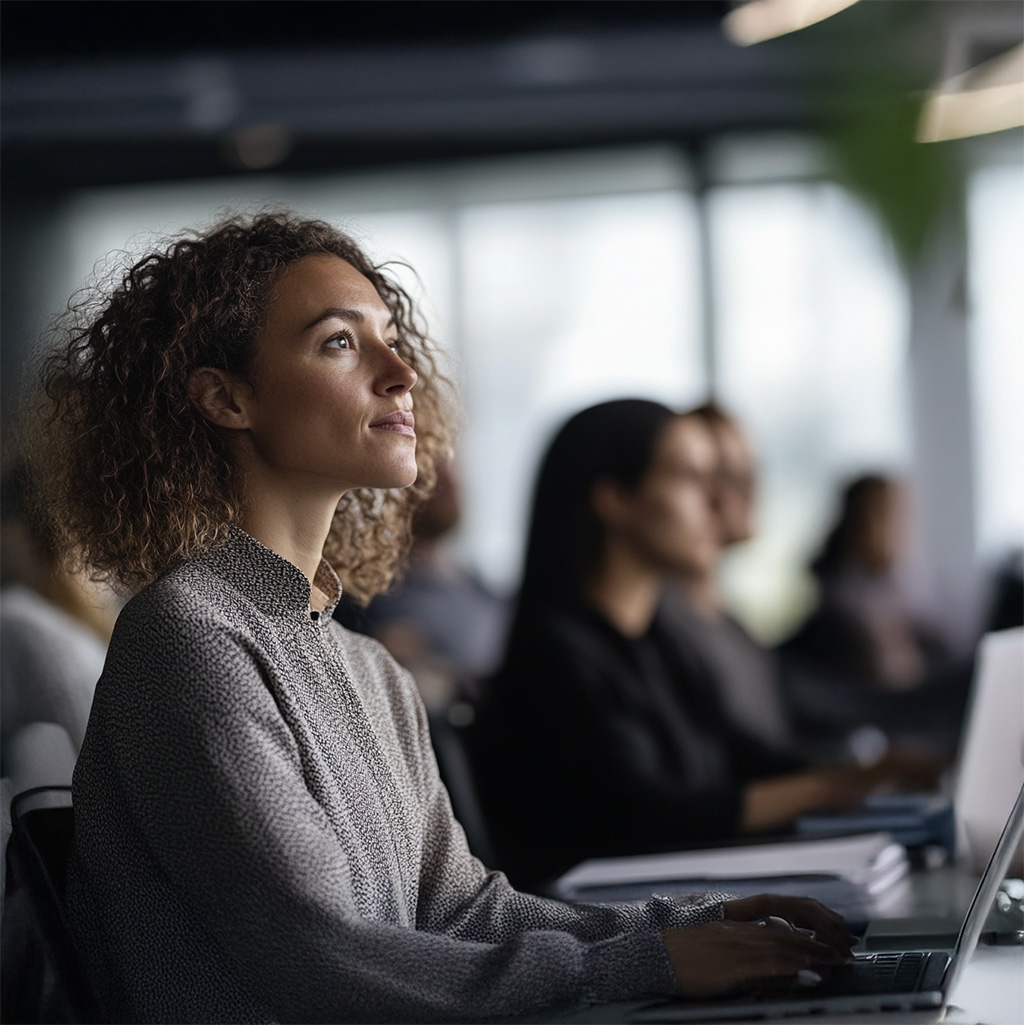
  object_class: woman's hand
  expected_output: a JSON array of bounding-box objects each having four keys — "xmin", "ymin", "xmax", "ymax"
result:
[
  {"xmin": 659, "ymin": 916, "xmax": 851, "ymax": 999},
  {"xmin": 723, "ymin": 894, "xmax": 858, "ymax": 954},
  {"xmin": 741, "ymin": 769, "xmax": 869, "ymax": 832},
  {"xmin": 741, "ymin": 751, "xmax": 949, "ymax": 834},
  {"xmin": 867, "ymin": 749, "xmax": 946, "ymax": 792}
]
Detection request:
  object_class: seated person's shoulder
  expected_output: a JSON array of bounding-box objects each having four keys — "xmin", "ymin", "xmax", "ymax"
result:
[
  {"xmin": 106, "ymin": 558, "xmax": 262, "ymax": 681},
  {"xmin": 116, "ymin": 569, "xmax": 216, "ymax": 631},
  {"xmin": 96, "ymin": 567, "xmax": 287, "ymax": 729},
  {"xmin": 493, "ymin": 605, "xmax": 620, "ymax": 706},
  {"xmin": 117, "ymin": 561, "xmax": 233, "ymax": 633},
  {"xmin": 517, "ymin": 603, "xmax": 614, "ymax": 661}
]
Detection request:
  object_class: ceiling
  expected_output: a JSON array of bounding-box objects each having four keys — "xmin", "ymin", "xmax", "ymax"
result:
[
  {"xmin": 0, "ymin": 0, "xmax": 806, "ymax": 190},
  {"xmin": 1, "ymin": 1, "xmax": 1020, "ymax": 192},
  {"xmin": 1, "ymin": 2, "xmax": 734, "ymax": 59}
]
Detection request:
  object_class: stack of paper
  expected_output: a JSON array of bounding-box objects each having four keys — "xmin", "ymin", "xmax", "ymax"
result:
[{"xmin": 552, "ymin": 832, "xmax": 909, "ymax": 901}]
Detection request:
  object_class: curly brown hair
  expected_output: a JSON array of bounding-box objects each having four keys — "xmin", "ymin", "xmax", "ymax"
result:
[{"xmin": 28, "ymin": 211, "xmax": 455, "ymax": 602}]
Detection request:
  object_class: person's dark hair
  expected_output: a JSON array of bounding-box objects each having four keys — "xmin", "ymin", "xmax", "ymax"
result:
[
  {"xmin": 516, "ymin": 398, "xmax": 678, "ymax": 608},
  {"xmin": 811, "ymin": 474, "xmax": 894, "ymax": 578},
  {"xmin": 28, "ymin": 211, "xmax": 454, "ymax": 602}
]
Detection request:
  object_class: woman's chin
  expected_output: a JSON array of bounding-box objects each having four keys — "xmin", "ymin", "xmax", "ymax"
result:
[{"xmin": 377, "ymin": 463, "xmax": 419, "ymax": 490}]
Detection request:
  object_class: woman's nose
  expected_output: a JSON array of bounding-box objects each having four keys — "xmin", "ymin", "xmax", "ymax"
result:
[{"xmin": 375, "ymin": 343, "xmax": 418, "ymax": 396}]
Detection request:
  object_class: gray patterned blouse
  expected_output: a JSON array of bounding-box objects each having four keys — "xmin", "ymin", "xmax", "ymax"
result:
[{"xmin": 68, "ymin": 528, "xmax": 725, "ymax": 1023}]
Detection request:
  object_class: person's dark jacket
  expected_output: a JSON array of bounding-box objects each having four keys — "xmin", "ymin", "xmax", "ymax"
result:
[{"xmin": 471, "ymin": 601, "xmax": 803, "ymax": 892}]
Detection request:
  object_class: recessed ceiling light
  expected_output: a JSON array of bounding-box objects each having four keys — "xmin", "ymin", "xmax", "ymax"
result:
[
  {"xmin": 918, "ymin": 44, "xmax": 1024, "ymax": 142},
  {"xmin": 723, "ymin": 0, "xmax": 860, "ymax": 47}
]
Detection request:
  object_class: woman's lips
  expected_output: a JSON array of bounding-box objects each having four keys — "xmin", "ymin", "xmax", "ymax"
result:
[{"xmin": 369, "ymin": 411, "xmax": 416, "ymax": 436}]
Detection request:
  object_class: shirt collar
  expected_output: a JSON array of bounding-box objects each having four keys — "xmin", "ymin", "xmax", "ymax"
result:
[{"xmin": 202, "ymin": 526, "xmax": 343, "ymax": 621}]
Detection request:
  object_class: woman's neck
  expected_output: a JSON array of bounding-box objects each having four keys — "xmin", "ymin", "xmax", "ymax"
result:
[
  {"xmin": 585, "ymin": 542, "xmax": 661, "ymax": 639},
  {"xmin": 677, "ymin": 566, "xmax": 724, "ymax": 620},
  {"xmin": 238, "ymin": 477, "xmax": 342, "ymax": 593}
]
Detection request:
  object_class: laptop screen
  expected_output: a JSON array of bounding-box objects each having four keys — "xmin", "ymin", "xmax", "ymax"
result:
[{"xmin": 943, "ymin": 781, "xmax": 1024, "ymax": 998}]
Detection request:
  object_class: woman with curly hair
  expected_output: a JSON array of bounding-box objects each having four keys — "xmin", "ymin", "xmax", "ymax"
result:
[{"xmin": 31, "ymin": 213, "xmax": 855, "ymax": 1024}]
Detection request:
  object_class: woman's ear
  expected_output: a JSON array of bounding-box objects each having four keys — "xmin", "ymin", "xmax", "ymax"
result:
[{"xmin": 187, "ymin": 368, "xmax": 251, "ymax": 430}]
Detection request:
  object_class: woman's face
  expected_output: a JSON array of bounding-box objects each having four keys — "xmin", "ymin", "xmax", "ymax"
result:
[
  {"xmin": 610, "ymin": 416, "xmax": 720, "ymax": 576},
  {"xmin": 860, "ymin": 483, "xmax": 905, "ymax": 573},
  {"xmin": 239, "ymin": 254, "xmax": 419, "ymax": 494},
  {"xmin": 710, "ymin": 420, "xmax": 757, "ymax": 546}
]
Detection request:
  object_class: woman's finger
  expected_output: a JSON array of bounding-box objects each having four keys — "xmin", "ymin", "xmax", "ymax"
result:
[
  {"xmin": 785, "ymin": 901, "xmax": 858, "ymax": 949},
  {"xmin": 745, "ymin": 922, "xmax": 852, "ymax": 964},
  {"xmin": 778, "ymin": 930, "xmax": 853, "ymax": 964},
  {"xmin": 733, "ymin": 895, "xmax": 858, "ymax": 949}
]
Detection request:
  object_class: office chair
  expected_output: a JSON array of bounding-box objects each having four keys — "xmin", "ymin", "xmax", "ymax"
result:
[
  {"xmin": 6, "ymin": 786, "xmax": 103, "ymax": 1023},
  {"xmin": 427, "ymin": 707, "xmax": 498, "ymax": 868}
]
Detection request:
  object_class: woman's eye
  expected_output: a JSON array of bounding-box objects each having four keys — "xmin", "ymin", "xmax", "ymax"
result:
[
  {"xmin": 387, "ymin": 338, "xmax": 402, "ymax": 353},
  {"xmin": 324, "ymin": 330, "xmax": 354, "ymax": 350}
]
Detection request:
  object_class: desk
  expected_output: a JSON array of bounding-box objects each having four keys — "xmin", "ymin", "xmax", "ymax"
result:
[
  {"xmin": 505, "ymin": 866, "xmax": 1024, "ymax": 1025},
  {"xmin": 506, "ymin": 944, "xmax": 1022, "ymax": 1025},
  {"xmin": 945, "ymin": 943, "xmax": 1023, "ymax": 1024}
]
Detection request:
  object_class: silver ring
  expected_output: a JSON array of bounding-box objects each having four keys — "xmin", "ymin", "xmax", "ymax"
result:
[{"xmin": 757, "ymin": 915, "xmax": 792, "ymax": 930}]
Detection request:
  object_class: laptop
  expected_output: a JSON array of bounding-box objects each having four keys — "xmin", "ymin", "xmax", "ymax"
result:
[
  {"xmin": 629, "ymin": 780, "xmax": 1024, "ymax": 1022},
  {"xmin": 952, "ymin": 627, "xmax": 1024, "ymax": 874},
  {"xmin": 794, "ymin": 627, "xmax": 1023, "ymax": 863}
]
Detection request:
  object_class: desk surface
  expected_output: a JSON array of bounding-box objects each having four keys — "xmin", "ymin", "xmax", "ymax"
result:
[
  {"xmin": 945, "ymin": 943, "xmax": 1023, "ymax": 1025},
  {"xmin": 507, "ymin": 866, "xmax": 1024, "ymax": 1025},
  {"xmin": 507, "ymin": 944, "xmax": 1023, "ymax": 1025}
]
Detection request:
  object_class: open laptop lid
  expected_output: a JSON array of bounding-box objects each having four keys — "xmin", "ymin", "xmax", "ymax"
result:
[
  {"xmin": 953, "ymin": 627, "xmax": 1024, "ymax": 873},
  {"xmin": 629, "ymin": 784, "xmax": 1024, "ymax": 1023},
  {"xmin": 940, "ymin": 779, "xmax": 1024, "ymax": 1000}
]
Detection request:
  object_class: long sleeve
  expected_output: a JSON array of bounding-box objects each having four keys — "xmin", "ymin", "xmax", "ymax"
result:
[
  {"xmin": 69, "ymin": 554, "xmax": 724, "ymax": 1024},
  {"xmin": 394, "ymin": 656, "xmax": 729, "ymax": 997}
]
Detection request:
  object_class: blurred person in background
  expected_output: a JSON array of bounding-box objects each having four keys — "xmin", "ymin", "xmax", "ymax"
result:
[
  {"xmin": 0, "ymin": 462, "xmax": 116, "ymax": 789},
  {"xmin": 344, "ymin": 458, "xmax": 509, "ymax": 711},
  {"xmin": 28, "ymin": 214, "xmax": 856, "ymax": 1023},
  {"xmin": 779, "ymin": 474, "xmax": 970, "ymax": 758},
  {"xmin": 1, "ymin": 463, "xmax": 117, "ymax": 1025},
  {"xmin": 472, "ymin": 400, "xmax": 923, "ymax": 893},
  {"xmin": 662, "ymin": 402, "xmax": 795, "ymax": 755}
]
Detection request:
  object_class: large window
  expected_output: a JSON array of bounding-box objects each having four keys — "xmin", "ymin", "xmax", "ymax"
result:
[
  {"xmin": 968, "ymin": 157, "xmax": 1024, "ymax": 562},
  {"xmin": 47, "ymin": 143, "xmax": 917, "ymax": 630},
  {"xmin": 708, "ymin": 181, "xmax": 910, "ymax": 640},
  {"xmin": 456, "ymin": 192, "xmax": 704, "ymax": 588}
]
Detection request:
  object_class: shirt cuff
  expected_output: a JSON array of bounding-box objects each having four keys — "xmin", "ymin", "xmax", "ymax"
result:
[{"xmin": 582, "ymin": 928, "xmax": 680, "ymax": 1002}]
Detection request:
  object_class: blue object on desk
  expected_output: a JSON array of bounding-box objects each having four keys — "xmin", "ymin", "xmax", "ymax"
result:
[{"xmin": 796, "ymin": 794, "xmax": 956, "ymax": 860}]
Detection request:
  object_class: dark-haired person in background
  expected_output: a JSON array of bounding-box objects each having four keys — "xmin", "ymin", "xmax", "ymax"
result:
[
  {"xmin": 472, "ymin": 400, "xmax": 915, "ymax": 893},
  {"xmin": 662, "ymin": 403, "xmax": 795, "ymax": 755},
  {"xmin": 779, "ymin": 474, "xmax": 970, "ymax": 758}
]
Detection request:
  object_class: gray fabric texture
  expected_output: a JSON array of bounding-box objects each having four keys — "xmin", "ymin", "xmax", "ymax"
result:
[{"xmin": 68, "ymin": 528, "xmax": 726, "ymax": 1024}]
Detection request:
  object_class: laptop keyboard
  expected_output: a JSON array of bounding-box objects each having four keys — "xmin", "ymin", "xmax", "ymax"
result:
[
  {"xmin": 628, "ymin": 950, "xmax": 950, "ymax": 1021},
  {"xmin": 823, "ymin": 950, "xmax": 945, "ymax": 995},
  {"xmin": 858, "ymin": 951, "xmax": 927, "ymax": 991}
]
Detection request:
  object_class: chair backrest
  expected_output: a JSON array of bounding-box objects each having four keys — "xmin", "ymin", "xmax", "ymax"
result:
[
  {"xmin": 427, "ymin": 707, "xmax": 498, "ymax": 868},
  {"xmin": 7, "ymin": 786, "xmax": 103, "ymax": 1023}
]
